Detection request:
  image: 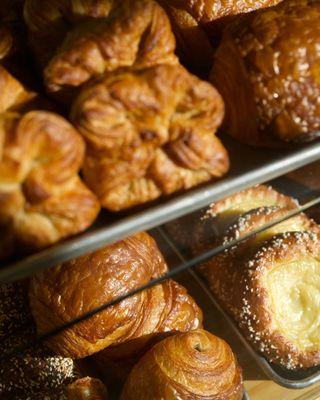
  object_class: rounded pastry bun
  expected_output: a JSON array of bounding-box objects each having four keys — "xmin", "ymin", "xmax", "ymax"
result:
[
  {"xmin": 29, "ymin": 232, "xmax": 202, "ymax": 359},
  {"xmin": 121, "ymin": 329, "xmax": 244, "ymax": 400},
  {"xmin": 211, "ymin": 0, "xmax": 320, "ymax": 146}
]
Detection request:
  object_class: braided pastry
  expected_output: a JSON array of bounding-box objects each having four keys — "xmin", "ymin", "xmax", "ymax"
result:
[
  {"xmin": 198, "ymin": 186, "xmax": 320, "ymax": 368},
  {"xmin": 23, "ymin": 0, "xmax": 177, "ymax": 99},
  {"xmin": 71, "ymin": 64, "xmax": 229, "ymax": 211},
  {"xmin": 211, "ymin": 0, "xmax": 320, "ymax": 146},
  {"xmin": 0, "ymin": 281, "xmax": 108, "ymax": 400},
  {"xmin": 0, "ymin": 66, "xmax": 100, "ymax": 257},
  {"xmin": 121, "ymin": 329, "xmax": 244, "ymax": 400},
  {"xmin": 29, "ymin": 232, "xmax": 202, "ymax": 359}
]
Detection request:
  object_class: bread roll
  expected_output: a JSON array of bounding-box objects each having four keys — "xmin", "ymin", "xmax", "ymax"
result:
[{"xmin": 121, "ymin": 329, "xmax": 244, "ymax": 400}]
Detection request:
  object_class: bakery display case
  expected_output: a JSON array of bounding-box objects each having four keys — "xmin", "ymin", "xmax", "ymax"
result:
[{"xmin": 1, "ymin": 0, "xmax": 320, "ymax": 399}]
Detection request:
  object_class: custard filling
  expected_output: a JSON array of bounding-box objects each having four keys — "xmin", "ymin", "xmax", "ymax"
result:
[{"xmin": 266, "ymin": 258, "xmax": 320, "ymax": 350}]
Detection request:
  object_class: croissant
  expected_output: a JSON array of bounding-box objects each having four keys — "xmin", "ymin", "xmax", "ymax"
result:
[
  {"xmin": 211, "ymin": 0, "xmax": 320, "ymax": 147},
  {"xmin": 23, "ymin": 0, "xmax": 177, "ymax": 100},
  {"xmin": 158, "ymin": 0, "xmax": 283, "ymax": 70},
  {"xmin": 0, "ymin": 281, "xmax": 108, "ymax": 400},
  {"xmin": 198, "ymin": 187, "xmax": 320, "ymax": 368},
  {"xmin": 0, "ymin": 66, "xmax": 100, "ymax": 258},
  {"xmin": 121, "ymin": 329, "xmax": 244, "ymax": 400},
  {"xmin": 29, "ymin": 232, "xmax": 202, "ymax": 359},
  {"xmin": 71, "ymin": 64, "xmax": 229, "ymax": 211}
]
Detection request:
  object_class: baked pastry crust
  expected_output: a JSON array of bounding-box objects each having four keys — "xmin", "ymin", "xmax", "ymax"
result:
[
  {"xmin": 211, "ymin": 0, "xmax": 320, "ymax": 146},
  {"xmin": 159, "ymin": 0, "xmax": 283, "ymax": 70},
  {"xmin": 0, "ymin": 281, "xmax": 108, "ymax": 399},
  {"xmin": 24, "ymin": 0, "xmax": 177, "ymax": 99},
  {"xmin": 199, "ymin": 199, "xmax": 320, "ymax": 368},
  {"xmin": 0, "ymin": 66, "xmax": 100, "ymax": 256},
  {"xmin": 29, "ymin": 232, "xmax": 202, "ymax": 359},
  {"xmin": 71, "ymin": 64, "xmax": 229, "ymax": 211},
  {"xmin": 165, "ymin": 184, "xmax": 298, "ymax": 254},
  {"xmin": 121, "ymin": 329, "xmax": 244, "ymax": 400}
]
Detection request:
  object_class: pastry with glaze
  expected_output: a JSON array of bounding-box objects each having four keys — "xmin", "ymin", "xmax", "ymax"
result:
[
  {"xmin": 158, "ymin": 0, "xmax": 283, "ymax": 71},
  {"xmin": 23, "ymin": 0, "xmax": 177, "ymax": 101},
  {"xmin": 198, "ymin": 188, "xmax": 320, "ymax": 368},
  {"xmin": 0, "ymin": 281, "xmax": 108, "ymax": 400},
  {"xmin": 0, "ymin": 66, "xmax": 100, "ymax": 258},
  {"xmin": 211, "ymin": 0, "xmax": 320, "ymax": 146},
  {"xmin": 29, "ymin": 232, "xmax": 202, "ymax": 359},
  {"xmin": 71, "ymin": 63, "xmax": 229, "ymax": 211},
  {"xmin": 121, "ymin": 329, "xmax": 244, "ymax": 400}
]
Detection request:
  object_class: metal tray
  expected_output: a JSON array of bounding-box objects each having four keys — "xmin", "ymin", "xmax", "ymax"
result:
[
  {"xmin": 155, "ymin": 226, "xmax": 320, "ymax": 390},
  {"xmin": 1, "ymin": 138, "xmax": 320, "ymax": 282}
]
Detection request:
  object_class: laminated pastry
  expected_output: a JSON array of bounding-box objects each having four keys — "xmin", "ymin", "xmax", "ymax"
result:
[
  {"xmin": 29, "ymin": 232, "xmax": 203, "ymax": 359},
  {"xmin": 165, "ymin": 184, "xmax": 298, "ymax": 254},
  {"xmin": 0, "ymin": 66, "xmax": 100, "ymax": 258},
  {"xmin": 158, "ymin": 0, "xmax": 283, "ymax": 70},
  {"xmin": 0, "ymin": 281, "xmax": 108, "ymax": 400},
  {"xmin": 23, "ymin": 0, "xmax": 177, "ymax": 100},
  {"xmin": 121, "ymin": 329, "xmax": 244, "ymax": 400},
  {"xmin": 198, "ymin": 188, "xmax": 320, "ymax": 368},
  {"xmin": 211, "ymin": 0, "xmax": 320, "ymax": 147},
  {"xmin": 71, "ymin": 63, "xmax": 229, "ymax": 211}
]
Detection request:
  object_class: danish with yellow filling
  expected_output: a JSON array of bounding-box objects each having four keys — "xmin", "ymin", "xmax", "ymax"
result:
[{"xmin": 198, "ymin": 188, "xmax": 320, "ymax": 368}]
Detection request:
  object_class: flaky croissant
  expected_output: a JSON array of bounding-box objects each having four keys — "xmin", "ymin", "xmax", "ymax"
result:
[
  {"xmin": 29, "ymin": 232, "xmax": 202, "ymax": 359},
  {"xmin": 121, "ymin": 329, "xmax": 244, "ymax": 400},
  {"xmin": 71, "ymin": 64, "xmax": 229, "ymax": 211},
  {"xmin": 198, "ymin": 187, "xmax": 320, "ymax": 368},
  {"xmin": 0, "ymin": 66, "xmax": 100, "ymax": 258},
  {"xmin": 23, "ymin": 0, "xmax": 177, "ymax": 99},
  {"xmin": 211, "ymin": 0, "xmax": 320, "ymax": 146}
]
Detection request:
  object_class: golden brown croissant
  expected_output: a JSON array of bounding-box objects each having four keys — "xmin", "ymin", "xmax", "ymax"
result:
[
  {"xmin": 0, "ymin": 66, "xmax": 100, "ymax": 257},
  {"xmin": 23, "ymin": 0, "xmax": 177, "ymax": 99},
  {"xmin": 198, "ymin": 188, "xmax": 320, "ymax": 368},
  {"xmin": 29, "ymin": 232, "xmax": 202, "ymax": 359},
  {"xmin": 121, "ymin": 329, "xmax": 244, "ymax": 400},
  {"xmin": 71, "ymin": 64, "xmax": 229, "ymax": 211},
  {"xmin": 211, "ymin": 0, "xmax": 320, "ymax": 146},
  {"xmin": 0, "ymin": 281, "xmax": 108, "ymax": 400}
]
